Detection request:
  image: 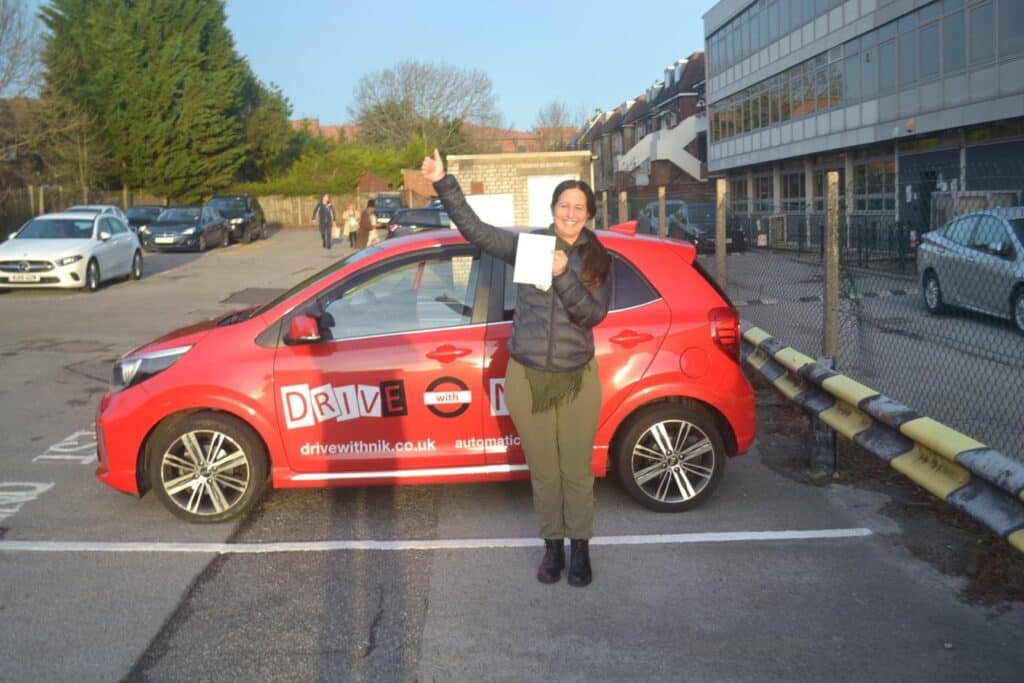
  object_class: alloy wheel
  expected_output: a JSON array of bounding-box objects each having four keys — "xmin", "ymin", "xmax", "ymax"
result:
[{"xmin": 156, "ymin": 428, "xmax": 252, "ymax": 519}]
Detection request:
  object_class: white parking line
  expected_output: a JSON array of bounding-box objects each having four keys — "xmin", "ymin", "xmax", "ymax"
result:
[{"xmin": 0, "ymin": 528, "xmax": 871, "ymax": 554}]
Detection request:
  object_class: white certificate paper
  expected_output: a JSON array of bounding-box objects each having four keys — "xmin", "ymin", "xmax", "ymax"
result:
[{"xmin": 512, "ymin": 233, "xmax": 556, "ymax": 291}]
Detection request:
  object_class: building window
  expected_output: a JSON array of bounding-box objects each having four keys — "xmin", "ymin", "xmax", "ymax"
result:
[
  {"xmin": 943, "ymin": 9, "xmax": 966, "ymax": 73},
  {"xmin": 970, "ymin": 1, "xmax": 995, "ymax": 64},
  {"xmin": 782, "ymin": 172, "xmax": 806, "ymax": 212},
  {"xmin": 1000, "ymin": 0, "xmax": 1024, "ymax": 56},
  {"xmin": 755, "ymin": 176, "xmax": 774, "ymax": 212},
  {"xmin": 730, "ymin": 178, "xmax": 747, "ymax": 213},
  {"xmin": 879, "ymin": 39, "xmax": 897, "ymax": 92},
  {"xmin": 919, "ymin": 21, "xmax": 940, "ymax": 79},
  {"xmin": 899, "ymin": 21, "xmax": 918, "ymax": 87}
]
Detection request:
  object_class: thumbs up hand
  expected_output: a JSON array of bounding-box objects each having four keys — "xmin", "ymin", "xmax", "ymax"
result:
[{"xmin": 421, "ymin": 148, "xmax": 446, "ymax": 183}]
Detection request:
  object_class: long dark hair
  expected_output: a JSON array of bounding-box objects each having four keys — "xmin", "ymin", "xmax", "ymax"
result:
[{"xmin": 551, "ymin": 180, "xmax": 610, "ymax": 291}]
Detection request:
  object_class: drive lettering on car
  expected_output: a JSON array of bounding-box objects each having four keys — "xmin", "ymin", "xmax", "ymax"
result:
[{"xmin": 281, "ymin": 380, "xmax": 407, "ymax": 429}]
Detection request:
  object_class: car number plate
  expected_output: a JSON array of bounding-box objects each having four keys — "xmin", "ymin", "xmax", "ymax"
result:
[
  {"xmin": 154, "ymin": 237, "xmax": 175, "ymax": 244},
  {"xmin": 9, "ymin": 273, "xmax": 40, "ymax": 282}
]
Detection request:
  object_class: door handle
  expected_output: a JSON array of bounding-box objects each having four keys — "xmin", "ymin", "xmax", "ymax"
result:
[
  {"xmin": 426, "ymin": 344, "xmax": 472, "ymax": 362},
  {"xmin": 610, "ymin": 330, "xmax": 654, "ymax": 347}
]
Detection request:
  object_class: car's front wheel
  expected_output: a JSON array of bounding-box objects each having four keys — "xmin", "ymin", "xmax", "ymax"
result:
[
  {"xmin": 221, "ymin": 228, "xmax": 230, "ymax": 248},
  {"xmin": 84, "ymin": 259, "xmax": 100, "ymax": 292},
  {"xmin": 923, "ymin": 271, "xmax": 944, "ymax": 314},
  {"xmin": 1012, "ymin": 287, "xmax": 1024, "ymax": 334},
  {"xmin": 614, "ymin": 402, "xmax": 726, "ymax": 512},
  {"xmin": 197, "ymin": 234, "xmax": 207, "ymax": 252},
  {"xmin": 130, "ymin": 250, "xmax": 143, "ymax": 280},
  {"xmin": 148, "ymin": 412, "xmax": 268, "ymax": 523}
]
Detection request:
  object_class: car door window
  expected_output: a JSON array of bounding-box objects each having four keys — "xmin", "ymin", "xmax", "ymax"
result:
[
  {"xmin": 322, "ymin": 251, "xmax": 480, "ymax": 339},
  {"xmin": 944, "ymin": 216, "xmax": 976, "ymax": 245},
  {"xmin": 501, "ymin": 251, "xmax": 657, "ymax": 319},
  {"xmin": 970, "ymin": 216, "xmax": 1008, "ymax": 255}
]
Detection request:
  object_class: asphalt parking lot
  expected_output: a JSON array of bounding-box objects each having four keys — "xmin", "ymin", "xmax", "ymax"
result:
[{"xmin": 0, "ymin": 228, "xmax": 1021, "ymax": 682}]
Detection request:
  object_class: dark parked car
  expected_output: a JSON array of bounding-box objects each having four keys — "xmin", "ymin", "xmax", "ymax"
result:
[
  {"xmin": 917, "ymin": 207, "xmax": 1024, "ymax": 333},
  {"xmin": 682, "ymin": 203, "xmax": 748, "ymax": 253},
  {"xmin": 373, "ymin": 192, "xmax": 406, "ymax": 226},
  {"xmin": 386, "ymin": 208, "xmax": 451, "ymax": 239},
  {"xmin": 138, "ymin": 206, "xmax": 230, "ymax": 252},
  {"xmin": 207, "ymin": 195, "xmax": 266, "ymax": 243},
  {"xmin": 125, "ymin": 205, "xmax": 164, "ymax": 233}
]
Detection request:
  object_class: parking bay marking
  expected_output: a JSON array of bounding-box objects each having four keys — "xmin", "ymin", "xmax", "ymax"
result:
[
  {"xmin": 0, "ymin": 528, "xmax": 872, "ymax": 554},
  {"xmin": 34, "ymin": 429, "xmax": 96, "ymax": 464}
]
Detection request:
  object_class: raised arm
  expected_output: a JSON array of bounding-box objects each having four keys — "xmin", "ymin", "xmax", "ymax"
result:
[{"xmin": 422, "ymin": 149, "xmax": 517, "ymax": 263}]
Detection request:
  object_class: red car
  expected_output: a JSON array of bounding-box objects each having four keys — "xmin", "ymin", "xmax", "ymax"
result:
[{"xmin": 95, "ymin": 222, "xmax": 756, "ymax": 522}]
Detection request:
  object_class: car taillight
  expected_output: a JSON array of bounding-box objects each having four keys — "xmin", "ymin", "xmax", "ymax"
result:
[{"xmin": 709, "ymin": 306, "xmax": 740, "ymax": 359}]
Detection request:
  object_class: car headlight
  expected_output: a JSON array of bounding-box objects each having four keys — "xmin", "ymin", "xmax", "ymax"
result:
[
  {"xmin": 230, "ymin": 217, "xmax": 244, "ymax": 224},
  {"xmin": 111, "ymin": 344, "xmax": 192, "ymax": 392},
  {"xmin": 182, "ymin": 227, "xmax": 195, "ymax": 235},
  {"xmin": 138, "ymin": 225, "xmax": 149, "ymax": 234},
  {"xmin": 58, "ymin": 255, "xmax": 83, "ymax": 266}
]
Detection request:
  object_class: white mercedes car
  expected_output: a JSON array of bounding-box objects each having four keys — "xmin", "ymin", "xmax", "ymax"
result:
[{"xmin": 0, "ymin": 212, "xmax": 143, "ymax": 292}]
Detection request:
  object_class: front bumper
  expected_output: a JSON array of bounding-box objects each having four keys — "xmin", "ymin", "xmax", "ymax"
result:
[
  {"xmin": 140, "ymin": 233, "xmax": 200, "ymax": 250},
  {"xmin": 0, "ymin": 259, "xmax": 90, "ymax": 288}
]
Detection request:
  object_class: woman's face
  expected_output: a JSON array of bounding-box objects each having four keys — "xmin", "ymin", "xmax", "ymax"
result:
[{"xmin": 551, "ymin": 188, "xmax": 590, "ymax": 245}]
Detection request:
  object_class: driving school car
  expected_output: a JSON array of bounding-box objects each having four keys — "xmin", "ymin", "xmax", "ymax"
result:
[{"xmin": 95, "ymin": 222, "xmax": 756, "ymax": 522}]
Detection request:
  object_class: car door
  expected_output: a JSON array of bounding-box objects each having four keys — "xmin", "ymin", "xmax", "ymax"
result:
[
  {"xmin": 480, "ymin": 252, "xmax": 670, "ymax": 466},
  {"xmin": 963, "ymin": 214, "xmax": 1016, "ymax": 316},
  {"xmin": 92, "ymin": 217, "xmax": 121, "ymax": 278},
  {"xmin": 273, "ymin": 245, "xmax": 490, "ymax": 475},
  {"xmin": 108, "ymin": 217, "xmax": 134, "ymax": 276},
  {"xmin": 934, "ymin": 215, "xmax": 978, "ymax": 307}
]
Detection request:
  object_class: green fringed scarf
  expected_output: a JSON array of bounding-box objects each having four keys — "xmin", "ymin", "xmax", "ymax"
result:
[{"xmin": 524, "ymin": 226, "xmax": 585, "ymax": 413}]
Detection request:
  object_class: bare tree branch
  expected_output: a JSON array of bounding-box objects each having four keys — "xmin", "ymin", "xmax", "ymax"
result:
[{"xmin": 0, "ymin": 0, "xmax": 41, "ymax": 97}]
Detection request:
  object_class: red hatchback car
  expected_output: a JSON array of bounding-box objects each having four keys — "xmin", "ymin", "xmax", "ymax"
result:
[{"xmin": 95, "ymin": 223, "xmax": 756, "ymax": 522}]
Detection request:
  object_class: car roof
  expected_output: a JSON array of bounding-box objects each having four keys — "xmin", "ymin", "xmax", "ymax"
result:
[
  {"xmin": 968, "ymin": 206, "xmax": 1024, "ymax": 219},
  {"xmin": 36, "ymin": 211, "xmax": 101, "ymax": 220}
]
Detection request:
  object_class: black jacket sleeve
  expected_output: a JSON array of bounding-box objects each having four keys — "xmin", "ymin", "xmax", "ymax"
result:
[
  {"xmin": 434, "ymin": 175, "xmax": 517, "ymax": 264},
  {"xmin": 552, "ymin": 258, "xmax": 612, "ymax": 328}
]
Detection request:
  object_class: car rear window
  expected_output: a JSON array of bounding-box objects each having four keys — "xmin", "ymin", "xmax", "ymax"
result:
[{"xmin": 376, "ymin": 196, "xmax": 403, "ymax": 209}]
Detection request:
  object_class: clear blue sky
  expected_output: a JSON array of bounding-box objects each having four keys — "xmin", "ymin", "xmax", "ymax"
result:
[{"xmin": 223, "ymin": 0, "xmax": 717, "ymax": 131}]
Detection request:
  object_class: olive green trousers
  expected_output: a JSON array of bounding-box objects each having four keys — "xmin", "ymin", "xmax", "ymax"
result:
[{"xmin": 505, "ymin": 356, "xmax": 602, "ymax": 540}]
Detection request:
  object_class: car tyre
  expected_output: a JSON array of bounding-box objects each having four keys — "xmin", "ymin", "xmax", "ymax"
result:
[
  {"xmin": 130, "ymin": 250, "xmax": 143, "ymax": 280},
  {"xmin": 923, "ymin": 271, "xmax": 944, "ymax": 314},
  {"xmin": 260, "ymin": 221, "xmax": 268, "ymax": 240},
  {"xmin": 1012, "ymin": 287, "xmax": 1024, "ymax": 334},
  {"xmin": 614, "ymin": 402, "xmax": 726, "ymax": 512},
  {"xmin": 84, "ymin": 259, "xmax": 100, "ymax": 292},
  {"xmin": 148, "ymin": 412, "xmax": 268, "ymax": 523},
  {"xmin": 197, "ymin": 234, "xmax": 207, "ymax": 252},
  {"xmin": 221, "ymin": 229, "xmax": 230, "ymax": 248}
]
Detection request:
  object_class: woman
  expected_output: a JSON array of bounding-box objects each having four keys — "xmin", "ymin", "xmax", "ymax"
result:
[
  {"xmin": 355, "ymin": 199, "xmax": 376, "ymax": 249},
  {"xmin": 421, "ymin": 149, "xmax": 612, "ymax": 587},
  {"xmin": 341, "ymin": 202, "xmax": 359, "ymax": 248}
]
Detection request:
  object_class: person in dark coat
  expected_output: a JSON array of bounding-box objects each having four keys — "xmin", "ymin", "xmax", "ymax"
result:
[
  {"xmin": 356, "ymin": 199, "xmax": 376, "ymax": 249},
  {"xmin": 422, "ymin": 149, "xmax": 612, "ymax": 587},
  {"xmin": 311, "ymin": 193, "xmax": 336, "ymax": 250}
]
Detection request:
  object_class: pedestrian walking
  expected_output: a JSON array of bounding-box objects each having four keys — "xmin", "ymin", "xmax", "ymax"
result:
[
  {"xmin": 356, "ymin": 199, "xmax": 376, "ymax": 249},
  {"xmin": 342, "ymin": 202, "xmax": 359, "ymax": 248},
  {"xmin": 421, "ymin": 149, "xmax": 612, "ymax": 587},
  {"xmin": 312, "ymin": 193, "xmax": 336, "ymax": 250}
]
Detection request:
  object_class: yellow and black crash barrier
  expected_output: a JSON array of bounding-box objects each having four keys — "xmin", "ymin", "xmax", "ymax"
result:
[{"xmin": 741, "ymin": 325, "xmax": 1024, "ymax": 554}]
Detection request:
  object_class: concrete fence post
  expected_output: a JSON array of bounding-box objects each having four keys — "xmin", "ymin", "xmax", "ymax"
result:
[
  {"xmin": 657, "ymin": 186, "xmax": 667, "ymax": 238},
  {"xmin": 715, "ymin": 178, "xmax": 728, "ymax": 289},
  {"xmin": 618, "ymin": 191, "xmax": 628, "ymax": 224},
  {"xmin": 601, "ymin": 191, "xmax": 608, "ymax": 230},
  {"xmin": 824, "ymin": 170, "xmax": 840, "ymax": 360}
]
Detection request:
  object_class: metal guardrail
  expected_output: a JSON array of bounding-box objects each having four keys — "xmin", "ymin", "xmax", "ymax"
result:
[{"xmin": 741, "ymin": 325, "xmax": 1024, "ymax": 554}]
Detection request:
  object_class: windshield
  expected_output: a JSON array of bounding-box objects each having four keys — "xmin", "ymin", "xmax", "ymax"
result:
[
  {"xmin": 687, "ymin": 203, "xmax": 717, "ymax": 222},
  {"xmin": 16, "ymin": 218, "xmax": 95, "ymax": 239},
  {"xmin": 158, "ymin": 208, "xmax": 200, "ymax": 222},
  {"xmin": 208, "ymin": 198, "xmax": 246, "ymax": 211},
  {"xmin": 127, "ymin": 207, "xmax": 162, "ymax": 220},
  {"xmin": 376, "ymin": 196, "xmax": 403, "ymax": 209}
]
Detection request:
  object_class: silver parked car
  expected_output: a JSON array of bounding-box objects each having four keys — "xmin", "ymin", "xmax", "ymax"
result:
[
  {"xmin": 0, "ymin": 212, "xmax": 143, "ymax": 292},
  {"xmin": 917, "ymin": 207, "xmax": 1024, "ymax": 333}
]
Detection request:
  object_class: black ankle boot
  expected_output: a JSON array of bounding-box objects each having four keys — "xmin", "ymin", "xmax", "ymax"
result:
[
  {"xmin": 537, "ymin": 539, "xmax": 565, "ymax": 584},
  {"xmin": 567, "ymin": 539, "xmax": 592, "ymax": 587}
]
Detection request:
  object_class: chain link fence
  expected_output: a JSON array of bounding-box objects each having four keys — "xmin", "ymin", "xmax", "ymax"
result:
[{"xmin": 698, "ymin": 164, "xmax": 1024, "ymax": 461}]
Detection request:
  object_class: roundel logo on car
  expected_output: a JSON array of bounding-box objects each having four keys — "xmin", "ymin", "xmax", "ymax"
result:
[{"xmin": 424, "ymin": 376, "xmax": 471, "ymax": 418}]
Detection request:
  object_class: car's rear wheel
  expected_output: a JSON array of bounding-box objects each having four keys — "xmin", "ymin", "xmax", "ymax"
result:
[
  {"xmin": 923, "ymin": 272, "xmax": 944, "ymax": 314},
  {"xmin": 614, "ymin": 403, "xmax": 726, "ymax": 512},
  {"xmin": 221, "ymin": 229, "xmax": 230, "ymax": 248},
  {"xmin": 1012, "ymin": 287, "xmax": 1024, "ymax": 334},
  {"xmin": 130, "ymin": 250, "xmax": 143, "ymax": 280},
  {"xmin": 197, "ymin": 234, "xmax": 207, "ymax": 252},
  {"xmin": 84, "ymin": 259, "xmax": 100, "ymax": 292},
  {"xmin": 148, "ymin": 412, "xmax": 268, "ymax": 523}
]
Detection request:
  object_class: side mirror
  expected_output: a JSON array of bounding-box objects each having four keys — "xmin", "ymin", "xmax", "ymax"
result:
[
  {"xmin": 98, "ymin": 231, "xmax": 112, "ymax": 242},
  {"xmin": 284, "ymin": 313, "xmax": 321, "ymax": 344}
]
